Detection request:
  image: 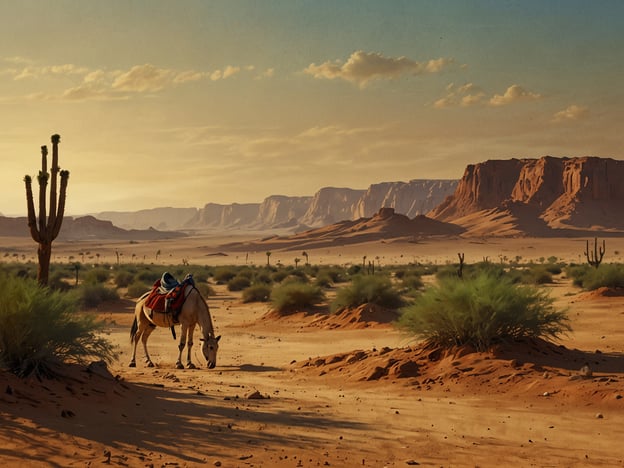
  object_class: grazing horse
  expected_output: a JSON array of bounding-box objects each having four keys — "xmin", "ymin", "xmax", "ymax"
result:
[{"xmin": 129, "ymin": 284, "xmax": 220, "ymax": 369}]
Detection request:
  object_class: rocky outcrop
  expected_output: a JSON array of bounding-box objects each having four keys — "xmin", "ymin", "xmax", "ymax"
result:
[
  {"xmin": 299, "ymin": 187, "xmax": 367, "ymax": 227},
  {"xmin": 222, "ymin": 207, "xmax": 464, "ymax": 251},
  {"xmin": 354, "ymin": 180, "xmax": 457, "ymax": 218},
  {"xmin": 254, "ymin": 195, "xmax": 312, "ymax": 227},
  {"xmin": 429, "ymin": 156, "xmax": 624, "ymax": 232},
  {"xmin": 195, "ymin": 203, "xmax": 260, "ymax": 229}
]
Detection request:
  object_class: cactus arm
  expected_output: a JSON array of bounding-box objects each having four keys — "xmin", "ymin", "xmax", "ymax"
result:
[
  {"xmin": 37, "ymin": 145, "xmax": 48, "ymax": 238},
  {"xmin": 48, "ymin": 135, "xmax": 60, "ymax": 231},
  {"xmin": 51, "ymin": 170, "xmax": 69, "ymax": 238},
  {"xmin": 24, "ymin": 175, "xmax": 42, "ymax": 243}
]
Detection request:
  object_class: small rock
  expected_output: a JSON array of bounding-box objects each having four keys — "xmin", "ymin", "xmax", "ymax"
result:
[
  {"xmin": 615, "ymin": 394, "xmax": 622, "ymax": 400},
  {"xmin": 542, "ymin": 391, "xmax": 550, "ymax": 397},
  {"xmin": 245, "ymin": 390, "xmax": 266, "ymax": 399},
  {"xmin": 579, "ymin": 364, "xmax": 592, "ymax": 378},
  {"xmin": 595, "ymin": 413, "xmax": 604, "ymax": 419},
  {"xmin": 214, "ymin": 461, "xmax": 222, "ymax": 467},
  {"xmin": 405, "ymin": 460, "xmax": 420, "ymax": 466}
]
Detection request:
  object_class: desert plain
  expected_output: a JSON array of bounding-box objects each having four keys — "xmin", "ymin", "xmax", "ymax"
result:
[{"xmin": 1, "ymin": 233, "xmax": 624, "ymax": 467}]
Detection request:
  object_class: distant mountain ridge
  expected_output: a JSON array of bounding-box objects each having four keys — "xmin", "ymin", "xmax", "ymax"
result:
[
  {"xmin": 429, "ymin": 156, "xmax": 624, "ymax": 235},
  {"xmin": 95, "ymin": 179, "xmax": 458, "ymax": 231}
]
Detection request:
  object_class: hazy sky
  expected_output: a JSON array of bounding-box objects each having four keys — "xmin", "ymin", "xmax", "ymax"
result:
[{"xmin": 1, "ymin": 1, "xmax": 623, "ymax": 215}]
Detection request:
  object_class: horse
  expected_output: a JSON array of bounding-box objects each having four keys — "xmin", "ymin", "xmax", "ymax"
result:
[{"xmin": 129, "ymin": 283, "xmax": 220, "ymax": 369}]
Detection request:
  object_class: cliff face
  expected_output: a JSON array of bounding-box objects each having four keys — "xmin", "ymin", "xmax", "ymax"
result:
[
  {"xmin": 354, "ymin": 180, "xmax": 458, "ymax": 219},
  {"xmin": 299, "ymin": 187, "xmax": 366, "ymax": 227},
  {"xmin": 96, "ymin": 207, "xmax": 198, "ymax": 231},
  {"xmin": 429, "ymin": 156, "xmax": 624, "ymax": 231},
  {"xmin": 254, "ymin": 195, "xmax": 312, "ymax": 227}
]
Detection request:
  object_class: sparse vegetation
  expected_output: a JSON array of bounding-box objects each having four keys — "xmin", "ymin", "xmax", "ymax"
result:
[
  {"xmin": 567, "ymin": 263, "xmax": 624, "ymax": 290},
  {"xmin": 0, "ymin": 272, "xmax": 116, "ymax": 378},
  {"xmin": 397, "ymin": 272, "xmax": 570, "ymax": 351},
  {"xmin": 331, "ymin": 274, "xmax": 404, "ymax": 313},
  {"xmin": 270, "ymin": 282, "xmax": 325, "ymax": 313},
  {"xmin": 242, "ymin": 284, "xmax": 273, "ymax": 303}
]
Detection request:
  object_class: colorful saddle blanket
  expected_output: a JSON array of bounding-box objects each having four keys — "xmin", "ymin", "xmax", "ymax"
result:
[{"xmin": 144, "ymin": 273, "xmax": 195, "ymax": 321}]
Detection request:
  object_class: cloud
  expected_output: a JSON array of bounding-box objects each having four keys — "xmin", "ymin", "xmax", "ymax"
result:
[
  {"xmin": 433, "ymin": 82, "xmax": 485, "ymax": 108},
  {"xmin": 488, "ymin": 84, "xmax": 542, "ymax": 107},
  {"xmin": 552, "ymin": 104, "xmax": 589, "ymax": 122},
  {"xmin": 434, "ymin": 83, "xmax": 542, "ymax": 109},
  {"xmin": 304, "ymin": 50, "xmax": 456, "ymax": 88},
  {"xmin": 111, "ymin": 64, "xmax": 175, "ymax": 92}
]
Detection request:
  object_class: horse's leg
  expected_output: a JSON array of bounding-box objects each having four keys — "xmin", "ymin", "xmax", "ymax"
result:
[
  {"xmin": 186, "ymin": 324, "xmax": 196, "ymax": 369},
  {"xmin": 141, "ymin": 324, "xmax": 156, "ymax": 367},
  {"xmin": 176, "ymin": 323, "xmax": 188, "ymax": 369}
]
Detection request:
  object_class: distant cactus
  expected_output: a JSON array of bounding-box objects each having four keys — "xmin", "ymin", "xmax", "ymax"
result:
[
  {"xmin": 24, "ymin": 134, "xmax": 70, "ymax": 286},
  {"xmin": 584, "ymin": 237, "xmax": 605, "ymax": 269}
]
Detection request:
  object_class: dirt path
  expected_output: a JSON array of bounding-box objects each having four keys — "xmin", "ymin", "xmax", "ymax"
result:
[{"xmin": 2, "ymin": 280, "xmax": 624, "ymax": 467}]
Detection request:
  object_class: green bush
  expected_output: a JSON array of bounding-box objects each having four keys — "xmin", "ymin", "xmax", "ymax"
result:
[
  {"xmin": 331, "ymin": 275, "xmax": 404, "ymax": 313},
  {"xmin": 83, "ymin": 268, "xmax": 111, "ymax": 285},
  {"xmin": 214, "ymin": 267, "xmax": 238, "ymax": 284},
  {"xmin": 114, "ymin": 271, "xmax": 135, "ymax": 288},
  {"xmin": 270, "ymin": 283, "xmax": 325, "ymax": 313},
  {"xmin": 575, "ymin": 263, "xmax": 624, "ymax": 290},
  {"xmin": 227, "ymin": 275, "xmax": 252, "ymax": 291},
  {"xmin": 397, "ymin": 272, "xmax": 570, "ymax": 351},
  {"xmin": 72, "ymin": 283, "xmax": 119, "ymax": 308},
  {"xmin": 126, "ymin": 280, "xmax": 151, "ymax": 298},
  {"xmin": 242, "ymin": 284, "xmax": 273, "ymax": 303},
  {"xmin": 0, "ymin": 273, "xmax": 116, "ymax": 377}
]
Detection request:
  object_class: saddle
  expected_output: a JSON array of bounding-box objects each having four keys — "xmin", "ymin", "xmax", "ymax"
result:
[{"xmin": 144, "ymin": 272, "xmax": 196, "ymax": 325}]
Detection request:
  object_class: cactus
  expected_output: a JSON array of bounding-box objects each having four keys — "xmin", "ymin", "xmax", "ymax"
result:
[
  {"xmin": 24, "ymin": 134, "xmax": 70, "ymax": 286},
  {"xmin": 584, "ymin": 237, "xmax": 605, "ymax": 269},
  {"xmin": 457, "ymin": 252, "xmax": 465, "ymax": 278}
]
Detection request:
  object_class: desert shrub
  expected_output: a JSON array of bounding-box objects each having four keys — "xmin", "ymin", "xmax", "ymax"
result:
[
  {"xmin": 196, "ymin": 282, "xmax": 216, "ymax": 298},
  {"xmin": 242, "ymin": 284, "xmax": 272, "ymax": 303},
  {"xmin": 126, "ymin": 280, "xmax": 151, "ymax": 298},
  {"xmin": 227, "ymin": 275, "xmax": 252, "ymax": 291},
  {"xmin": 136, "ymin": 268, "xmax": 161, "ymax": 284},
  {"xmin": 253, "ymin": 271, "xmax": 273, "ymax": 285},
  {"xmin": 271, "ymin": 270, "xmax": 290, "ymax": 283},
  {"xmin": 314, "ymin": 272, "xmax": 334, "ymax": 288},
  {"xmin": 72, "ymin": 283, "xmax": 119, "ymax": 309},
  {"xmin": 331, "ymin": 275, "xmax": 404, "ymax": 313},
  {"xmin": 48, "ymin": 271, "xmax": 73, "ymax": 292},
  {"xmin": 522, "ymin": 266, "xmax": 553, "ymax": 285},
  {"xmin": 82, "ymin": 268, "xmax": 111, "ymax": 285},
  {"xmin": 565, "ymin": 264, "xmax": 591, "ymax": 287},
  {"xmin": 400, "ymin": 273, "xmax": 424, "ymax": 291},
  {"xmin": 214, "ymin": 267, "xmax": 238, "ymax": 284},
  {"xmin": 573, "ymin": 263, "xmax": 624, "ymax": 290},
  {"xmin": 270, "ymin": 283, "xmax": 325, "ymax": 313},
  {"xmin": 114, "ymin": 271, "xmax": 135, "ymax": 288},
  {"xmin": 397, "ymin": 272, "xmax": 570, "ymax": 351},
  {"xmin": 0, "ymin": 273, "xmax": 116, "ymax": 377}
]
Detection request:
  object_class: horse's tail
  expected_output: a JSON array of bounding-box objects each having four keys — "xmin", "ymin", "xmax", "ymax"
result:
[{"xmin": 130, "ymin": 316, "xmax": 138, "ymax": 343}]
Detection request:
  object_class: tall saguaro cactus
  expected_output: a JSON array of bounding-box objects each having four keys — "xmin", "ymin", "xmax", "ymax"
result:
[{"xmin": 23, "ymin": 134, "xmax": 70, "ymax": 286}]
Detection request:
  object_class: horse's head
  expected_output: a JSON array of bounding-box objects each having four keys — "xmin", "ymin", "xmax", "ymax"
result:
[{"xmin": 200, "ymin": 335, "xmax": 220, "ymax": 369}]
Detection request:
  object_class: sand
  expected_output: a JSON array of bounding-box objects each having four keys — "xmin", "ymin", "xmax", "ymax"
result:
[{"xmin": 1, "ymin": 235, "xmax": 624, "ymax": 467}]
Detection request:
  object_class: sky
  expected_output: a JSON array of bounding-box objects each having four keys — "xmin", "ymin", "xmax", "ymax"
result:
[{"xmin": 1, "ymin": 0, "xmax": 623, "ymax": 216}]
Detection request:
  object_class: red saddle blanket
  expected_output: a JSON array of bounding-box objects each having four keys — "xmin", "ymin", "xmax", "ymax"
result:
[{"xmin": 144, "ymin": 280, "xmax": 189, "ymax": 316}]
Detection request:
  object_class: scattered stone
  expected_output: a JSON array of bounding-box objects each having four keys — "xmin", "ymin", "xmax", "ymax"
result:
[
  {"xmin": 579, "ymin": 364, "xmax": 592, "ymax": 378},
  {"xmin": 405, "ymin": 460, "xmax": 420, "ymax": 466},
  {"xmin": 239, "ymin": 454, "xmax": 253, "ymax": 460},
  {"xmin": 615, "ymin": 394, "xmax": 622, "ymax": 400},
  {"xmin": 245, "ymin": 390, "xmax": 267, "ymax": 399},
  {"xmin": 595, "ymin": 413, "xmax": 604, "ymax": 419},
  {"xmin": 214, "ymin": 461, "xmax": 222, "ymax": 467}
]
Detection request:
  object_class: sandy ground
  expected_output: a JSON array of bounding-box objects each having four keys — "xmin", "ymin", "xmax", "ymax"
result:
[{"xmin": 1, "ymin": 235, "xmax": 624, "ymax": 467}]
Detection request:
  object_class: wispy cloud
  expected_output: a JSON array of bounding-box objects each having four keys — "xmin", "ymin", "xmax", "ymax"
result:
[
  {"xmin": 434, "ymin": 83, "xmax": 542, "ymax": 108},
  {"xmin": 1, "ymin": 59, "xmax": 268, "ymax": 101},
  {"xmin": 552, "ymin": 104, "xmax": 589, "ymax": 122},
  {"xmin": 434, "ymin": 82, "xmax": 485, "ymax": 108},
  {"xmin": 304, "ymin": 50, "xmax": 456, "ymax": 88}
]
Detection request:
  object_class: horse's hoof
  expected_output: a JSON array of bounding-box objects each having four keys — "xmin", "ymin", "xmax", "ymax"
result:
[
  {"xmin": 187, "ymin": 363, "xmax": 197, "ymax": 369},
  {"xmin": 175, "ymin": 362, "xmax": 184, "ymax": 370},
  {"xmin": 147, "ymin": 362, "xmax": 155, "ymax": 368},
  {"xmin": 129, "ymin": 362, "xmax": 136, "ymax": 368}
]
